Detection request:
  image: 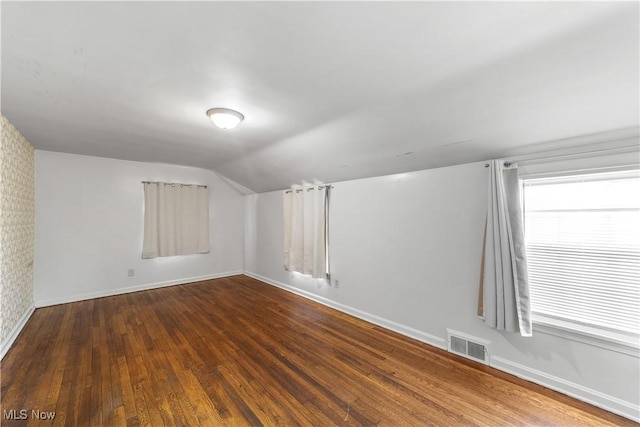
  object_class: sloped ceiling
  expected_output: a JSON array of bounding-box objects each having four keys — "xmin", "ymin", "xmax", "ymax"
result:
[{"xmin": 2, "ymin": 2, "xmax": 638, "ymax": 193}]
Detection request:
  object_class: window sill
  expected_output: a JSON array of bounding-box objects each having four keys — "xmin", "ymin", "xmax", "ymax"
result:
[{"xmin": 532, "ymin": 315, "xmax": 640, "ymax": 357}]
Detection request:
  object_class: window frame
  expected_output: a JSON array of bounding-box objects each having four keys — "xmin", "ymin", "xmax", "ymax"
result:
[{"xmin": 518, "ymin": 154, "xmax": 640, "ymax": 356}]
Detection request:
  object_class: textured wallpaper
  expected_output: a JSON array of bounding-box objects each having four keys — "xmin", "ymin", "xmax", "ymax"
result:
[{"xmin": 0, "ymin": 114, "xmax": 35, "ymax": 345}]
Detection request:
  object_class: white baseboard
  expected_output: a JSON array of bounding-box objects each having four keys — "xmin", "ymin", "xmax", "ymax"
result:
[
  {"xmin": 490, "ymin": 357, "xmax": 639, "ymax": 422},
  {"xmin": 35, "ymin": 271, "xmax": 243, "ymax": 308},
  {"xmin": 243, "ymin": 271, "xmax": 447, "ymax": 350},
  {"xmin": 244, "ymin": 271, "xmax": 639, "ymax": 423},
  {"xmin": 1, "ymin": 303, "xmax": 36, "ymax": 360}
]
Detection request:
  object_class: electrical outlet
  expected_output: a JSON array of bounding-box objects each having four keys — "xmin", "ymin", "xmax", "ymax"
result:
[
  {"xmin": 127, "ymin": 269, "xmax": 135, "ymax": 277},
  {"xmin": 334, "ymin": 279, "xmax": 340, "ymax": 288}
]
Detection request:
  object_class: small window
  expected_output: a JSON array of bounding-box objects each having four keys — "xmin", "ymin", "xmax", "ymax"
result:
[
  {"xmin": 142, "ymin": 182, "xmax": 210, "ymax": 258},
  {"xmin": 523, "ymin": 169, "xmax": 640, "ymax": 346}
]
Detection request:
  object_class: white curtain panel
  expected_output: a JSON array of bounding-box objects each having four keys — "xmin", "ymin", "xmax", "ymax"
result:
[
  {"xmin": 479, "ymin": 161, "xmax": 532, "ymax": 337},
  {"xmin": 289, "ymin": 187, "xmax": 305, "ymax": 272},
  {"xmin": 283, "ymin": 190, "xmax": 293, "ymax": 270},
  {"xmin": 142, "ymin": 182, "xmax": 210, "ymax": 258},
  {"xmin": 283, "ymin": 184, "xmax": 329, "ymax": 279}
]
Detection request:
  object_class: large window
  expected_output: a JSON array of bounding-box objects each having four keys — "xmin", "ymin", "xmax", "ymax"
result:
[{"xmin": 522, "ymin": 169, "xmax": 640, "ymax": 348}]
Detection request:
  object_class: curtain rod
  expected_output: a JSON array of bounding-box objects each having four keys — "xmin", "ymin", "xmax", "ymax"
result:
[
  {"xmin": 142, "ymin": 181, "xmax": 208, "ymax": 188},
  {"xmin": 483, "ymin": 144, "xmax": 639, "ymax": 168},
  {"xmin": 284, "ymin": 185, "xmax": 333, "ymax": 194},
  {"xmin": 484, "ymin": 162, "xmax": 510, "ymax": 168}
]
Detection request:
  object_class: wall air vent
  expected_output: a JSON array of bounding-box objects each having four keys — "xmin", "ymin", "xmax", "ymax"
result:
[{"xmin": 446, "ymin": 329, "xmax": 491, "ymax": 365}]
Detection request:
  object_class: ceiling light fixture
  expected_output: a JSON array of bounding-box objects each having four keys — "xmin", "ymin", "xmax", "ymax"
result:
[{"xmin": 206, "ymin": 108, "xmax": 244, "ymax": 130}]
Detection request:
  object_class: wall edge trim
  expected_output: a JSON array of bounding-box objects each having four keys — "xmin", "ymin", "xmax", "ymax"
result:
[
  {"xmin": 490, "ymin": 357, "xmax": 639, "ymax": 422},
  {"xmin": 243, "ymin": 271, "xmax": 447, "ymax": 350},
  {"xmin": 1, "ymin": 303, "xmax": 36, "ymax": 360},
  {"xmin": 34, "ymin": 271, "xmax": 244, "ymax": 308}
]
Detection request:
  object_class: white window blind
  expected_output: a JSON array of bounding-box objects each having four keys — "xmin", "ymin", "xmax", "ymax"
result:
[{"xmin": 523, "ymin": 169, "xmax": 640, "ymax": 341}]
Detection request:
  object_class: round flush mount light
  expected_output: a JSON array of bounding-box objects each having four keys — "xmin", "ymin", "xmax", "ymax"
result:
[{"xmin": 206, "ymin": 108, "xmax": 244, "ymax": 130}]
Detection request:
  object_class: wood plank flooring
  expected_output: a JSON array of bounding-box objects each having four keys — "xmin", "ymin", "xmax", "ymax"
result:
[{"xmin": 1, "ymin": 275, "xmax": 636, "ymax": 426}]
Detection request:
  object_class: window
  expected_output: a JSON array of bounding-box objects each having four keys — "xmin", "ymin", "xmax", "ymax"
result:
[
  {"xmin": 283, "ymin": 184, "xmax": 330, "ymax": 279},
  {"xmin": 523, "ymin": 169, "xmax": 640, "ymax": 349},
  {"xmin": 142, "ymin": 182, "xmax": 209, "ymax": 258}
]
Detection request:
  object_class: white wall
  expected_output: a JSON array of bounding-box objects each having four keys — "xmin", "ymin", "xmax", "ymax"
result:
[
  {"xmin": 34, "ymin": 151, "xmax": 244, "ymax": 305},
  {"xmin": 244, "ymin": 161, "xmax": 640, "ymax": 421}
]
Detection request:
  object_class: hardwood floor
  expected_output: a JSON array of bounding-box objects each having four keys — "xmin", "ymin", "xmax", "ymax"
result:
[{"xmin": 1, "ymin": 275, "xmax": 635, "ymax": 426}]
